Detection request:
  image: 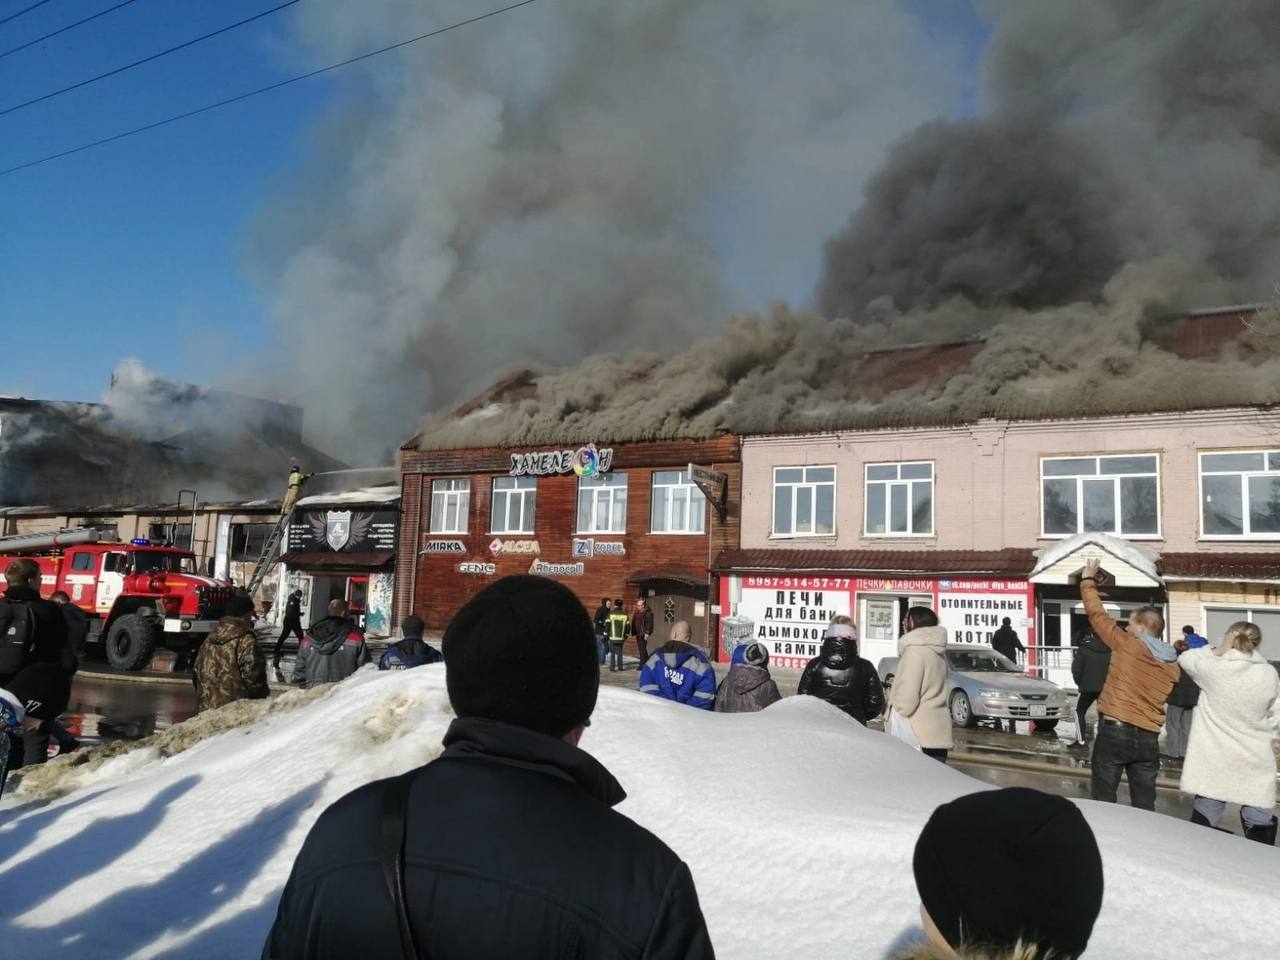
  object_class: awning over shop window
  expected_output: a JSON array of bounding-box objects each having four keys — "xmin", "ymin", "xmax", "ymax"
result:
[
  {"xmin": 712, "ymin": 548, "xmax": 1035, "ymax": 577},
  {"xmin": 279, "ymin": 551, "xmax": 394, "ymax": 571},
  {"xmin": 626, "ymin": 569, "xmax": 709, "ymax": 588}
]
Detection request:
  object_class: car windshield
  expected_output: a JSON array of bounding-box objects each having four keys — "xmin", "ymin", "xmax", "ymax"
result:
[
  {"xmin": 947, "ymin": 649, "xmax": 1022, "ymax": 673},
  {"xmin": 131, "ymin": 551, "xmax": 196, "ymax": 574}
]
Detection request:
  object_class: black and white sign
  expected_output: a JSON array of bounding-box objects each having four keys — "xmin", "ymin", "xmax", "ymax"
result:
[
  {"xmin": 289, "ymin": 510, "xmax": 397, "ymax": 553},
  {"xmin": 421, "ymin": 538, "xmax": 465, "ymax": 554},
  {"xmin": 571, "ymin": 538, "xmax": 625, "ymax": 558},
  {"xmin": 529, "ymin": 559, "xmax": 585, "ymax": 577},
  {"xmin": 459, "ymin": 561, "xmax": 496, "ymax": 575}
]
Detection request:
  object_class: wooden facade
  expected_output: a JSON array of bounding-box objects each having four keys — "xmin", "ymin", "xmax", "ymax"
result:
[{"xmin": 397, "ymin": 436, "xmax": 741, "ymax": 654}]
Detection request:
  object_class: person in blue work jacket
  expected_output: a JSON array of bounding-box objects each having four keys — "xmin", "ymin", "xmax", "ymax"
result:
[{"xmin": 638, "ymin": 620, "xmax": 716, "ymax": 710}]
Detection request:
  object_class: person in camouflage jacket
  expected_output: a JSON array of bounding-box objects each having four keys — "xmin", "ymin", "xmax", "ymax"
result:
[{"xmin": 193, "ymin": 594, "xmax": 270, "ymax": 713}]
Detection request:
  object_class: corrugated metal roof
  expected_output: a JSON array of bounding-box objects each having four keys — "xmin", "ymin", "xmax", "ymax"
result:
[
  {"xmin": 712, "ymin": 548, "xmax": 1037, "ymax": 576},
  {"xmin": 1158, "ymin": 552, "xmax": 1280, "ymax": 581}
]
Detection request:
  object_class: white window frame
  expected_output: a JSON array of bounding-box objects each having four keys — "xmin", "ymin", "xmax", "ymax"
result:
[
  {"xmin": 649, "ymin": 470, "xmax": 707, "ymax": 535},
  {"xmin": 490, "ymin": 476, "xmax": 537, "ymax": 535},
  {"xmin": 429, "ymin": 479, "xmax": 470, "ymax": 534},
  {"xmin": 1038, "ymin": 454, "xmax": 1161, "ymax": 540},
  {"xmin": 864, "ymin": 461, "xmax": 934, "ymax": 537},
  {"xmin": 771, "ymin": 465, "xmax": 837, "ymax": 539},
  {"xmin": 1199, "ymin": 603, "xmax": 1280, "ymax": 661},
  {"xmin": 577, "ymin": 473, "xmax": 628, "ymax": 534},
  {"xmin": 1197, "ymin": 449, "xmax": 1280, "ymax": 541}
]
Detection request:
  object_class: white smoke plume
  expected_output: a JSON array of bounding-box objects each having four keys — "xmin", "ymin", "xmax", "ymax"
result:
[{"xmin": 254, "ymin": 0, "xmax": 956, "ymax": 460}]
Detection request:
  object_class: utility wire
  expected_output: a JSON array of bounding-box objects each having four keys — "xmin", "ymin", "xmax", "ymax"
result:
[
  {"xmin": 0, "ymin": 0, "xmax": 57, "ymax": 28},
  {"xmin": 0, "ymin": 0, "xmax": 302, "ymax": 117},
  {"xmin": 0, "ymin": 0, "xmax": 537, "ymax": 177},
  {"xmin": 1, "ymin": 0, "xmax": 141, "ymax": 60}
]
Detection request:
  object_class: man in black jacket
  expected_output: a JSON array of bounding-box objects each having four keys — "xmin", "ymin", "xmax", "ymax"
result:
[
  {"xmin": 1070, "ymin": 629, "xmax": 1111, "ymax": 746},
  {"xmin": 0, "ymin": 559, "xmax": 69, "ymax": 768},
  {"xmin": 272, "ymin": 589, "xmax": 305, "ymax": 680},
  {"xmin": 990, "ymin": 617, "xmax": 1025, "ymax": 663},
  {"xmin": 797, "ymin": 620, "xmax": 885, "ymax": 725},
  {"xmin": 263, "ymin": 576, "xmax": 715, "ymax": 960}
]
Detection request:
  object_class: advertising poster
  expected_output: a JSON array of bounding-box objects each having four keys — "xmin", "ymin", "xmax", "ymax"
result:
[{"xmin": 719, "ymin": 575, "xmax": 853, "ymax": 669}]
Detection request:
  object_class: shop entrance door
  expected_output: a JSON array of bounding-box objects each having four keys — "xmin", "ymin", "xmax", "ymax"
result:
[
  {"xmin": 640, "ymin": 580, "xmax": 708, "ymax": 650},
  {"xmin": 347, "ymin": 575, "xmax": 369, "ymax": 632},
  {"xmin": 859, "ymin": 593, "xmax": 936, "ymax": 669}
]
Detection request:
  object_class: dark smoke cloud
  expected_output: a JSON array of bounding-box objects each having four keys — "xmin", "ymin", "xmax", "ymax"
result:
[
  {"xmin": 254, "ymin": 0, "xmax": 955, "ymax": 461},
  {"xmin": 819, "ymin": 0, "xmax": 1280, "ymax": 317}
]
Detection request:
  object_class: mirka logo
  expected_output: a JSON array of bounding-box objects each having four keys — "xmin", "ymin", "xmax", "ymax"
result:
[{"xmin": 422, "ymin": 538, "xmax": 466, "ymax": 554}]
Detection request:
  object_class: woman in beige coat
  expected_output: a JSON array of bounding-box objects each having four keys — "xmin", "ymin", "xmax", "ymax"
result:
[{"xmin": 889, "ymin": 607, "xmax": 954, "ymax": 762}]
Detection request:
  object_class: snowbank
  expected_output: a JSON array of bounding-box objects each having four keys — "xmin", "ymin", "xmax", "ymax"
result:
[{"xmin": 1, "ymin": 668, "xmax": 1277, "ymax": 959}]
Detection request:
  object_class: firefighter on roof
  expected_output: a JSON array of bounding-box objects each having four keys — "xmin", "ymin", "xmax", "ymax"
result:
[{"xmin": 281, "ymin": 465, "xmax": 313, "ymax": 516}]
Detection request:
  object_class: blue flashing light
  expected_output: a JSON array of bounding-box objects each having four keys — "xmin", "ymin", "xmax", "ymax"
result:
[{"xmin": 131, "ymin": 538, "xmax": 151, "ymax": 546}]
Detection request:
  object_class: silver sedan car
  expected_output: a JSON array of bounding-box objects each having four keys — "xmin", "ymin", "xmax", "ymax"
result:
[{"xmin": 877, "ymin": 645, "xmax": 1071, "ymax": 731}]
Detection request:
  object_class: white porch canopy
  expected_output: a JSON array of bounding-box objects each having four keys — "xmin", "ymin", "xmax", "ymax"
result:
[{"xmin": 1029, "ymin": 533, "xmax": 1163, "ymax": 588}]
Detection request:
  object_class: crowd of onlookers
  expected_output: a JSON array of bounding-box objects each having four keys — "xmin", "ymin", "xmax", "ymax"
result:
[{"xmin": 4, "ymin": 557, "xmax": 1277, "ymax": 957}]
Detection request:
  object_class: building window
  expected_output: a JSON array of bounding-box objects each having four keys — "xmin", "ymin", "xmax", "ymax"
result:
[
  {"xmin": 429, "ymin": 479, "xmax": 471, "ymax": 534},
  {"xmin": 772, "ymin": 466, "xmax": 835, "ymax": 537},
  {"xmin": 230, "ymin": 522, "xmax": 274, "ymax": 561},
  {"xmin": 491, "ymin": 476, "xmax": 536, "ymax": 534},
  {"xmin": 865, "ymin": 462, "xmax": 933, "ymax": 535},
  {"xmin": 577, "ymin": 473, "xmax": 628, "ymax": 534},
  {"xmin": 1200, "ymin": 451, "xmax": 1280, "ymax": 538},
  {"xmin": 650, "ymin": 470, "xmax": 707, "ymax": 534},
  {"xmin": 148, "ymin": 523, "xmax": 169, "ymax": 543},
  {"xmin": 172, "ymin": 523, "xmax": 193, "ymax": 550},
  {"xmin": 1041, "ymin": 455, "xmax": 1159, "ymax": 537},
  {"xmin": 1203, "ymin": 606, "xmax": 1280, "ymax": 660}
]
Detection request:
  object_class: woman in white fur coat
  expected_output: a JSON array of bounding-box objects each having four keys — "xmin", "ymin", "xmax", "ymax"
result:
[{"xmin": 1179, "ymin": 621, "xmax": 1280, "ymax": 844}]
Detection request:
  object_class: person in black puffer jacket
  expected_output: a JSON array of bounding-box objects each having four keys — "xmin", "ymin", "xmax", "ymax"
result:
[
  {"xmin": 797, "ymin": 619, "xmax": 885, "ymax": 725},
  {"xmin": 1070, "ymin": 629, "xmax": 1111, "ymax": 746}
]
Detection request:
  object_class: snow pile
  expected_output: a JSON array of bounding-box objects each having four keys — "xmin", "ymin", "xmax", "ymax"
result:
[
  {"xmin": 2, "ymin": 668, "xmax": 1277, "ymax": 959},
  {"xmin": 1030, "ymin": 532, "xmax": 1161, "ymax": 581}
]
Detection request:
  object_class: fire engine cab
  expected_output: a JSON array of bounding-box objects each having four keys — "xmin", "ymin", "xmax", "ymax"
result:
[{"xmin": 0, "ymin": 527, "xmax": 233, "ymax": 671}]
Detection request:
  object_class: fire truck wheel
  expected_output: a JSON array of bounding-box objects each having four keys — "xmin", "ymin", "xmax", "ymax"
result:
[{"xmin": 106, "ymin": 614, "xmax": 160, "ymax": 671}]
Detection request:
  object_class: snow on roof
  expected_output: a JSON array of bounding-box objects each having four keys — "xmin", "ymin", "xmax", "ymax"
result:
[
  {"xmin": 1030, "ymin": 532, "xmax": 1161, "ymax": 583},
  {"xmin": 296, "ymin": 484, "xmax": 400, "ymax": 507},
  {"xmin": 1, "ymin": 668, "xmax": 1271, "ymax": 958}
]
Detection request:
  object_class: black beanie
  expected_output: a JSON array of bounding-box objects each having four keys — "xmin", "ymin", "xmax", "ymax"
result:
[
  {"xmin": 226, "ymin": 594, "xmax": 255, "ymax": 618},
  {"xmin": 443, "ymin": 576, "xmax": 598, "ymax": 738},
  {"xmin": 913, "ymin": 788, "xmax": 1103, "ymax": 959},
  {"xmin": 6, "ymin": 661, "xmax": 72, "ymax": 722}
]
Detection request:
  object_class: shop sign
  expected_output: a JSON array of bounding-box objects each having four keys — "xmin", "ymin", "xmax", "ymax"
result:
[
  {"xmin": 528, "ymin": 559, "xmax": 585, "ymax": 577},
  {"xmin": 421, "ymin": 538, "xmax": 465, "ymax": 554},
  {"xmin": 510, "ymin": 443, "xmax": 614, "ymax": 478},
  {"xmin": 489, "ymin": 538, "xmax": 540, "ymax": 556},
  {"xmin": 289, "ymin": 509, "xmax": 398, "ymax": 553},
  {"xmin": 458, "ymin": 561, "xmax": 496, "ymax": 575},
  {"xmin": 937, "ymin": 584, "xmax": 1032, "ymax": 646},
  {"xmin": 687, "ymin": 463, "xmax": 727, "ymax": 509},
  {"xmin": 569, "ymin": 537, "xmax": 625, "ymax": 558},
  {"xmin": 854, "ymin": 577, "xmax": 934, "ymax": 593},
  {"xmin": 720, "ymin": 575, "xmax": 850, "ymax": 670}
]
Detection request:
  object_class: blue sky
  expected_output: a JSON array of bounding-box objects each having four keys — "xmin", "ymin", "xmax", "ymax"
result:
[{"xmin": 0, "ymin": 0, "xmax": 987, "ymax": 405}]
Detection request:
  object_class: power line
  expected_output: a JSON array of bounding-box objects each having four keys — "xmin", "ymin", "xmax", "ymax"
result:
[
  {"xmin": 0, "ymin": 0, "xmax": 538, "ymax": 177},
  {"xmin": 1, "ymin": 0, "xmax": 141, "ymax": 60},
  {"xmin": 0, "ymin": 0, "xmax": 302, "ymax": 118},
  {"xmin": 0, "ymin": 0, "xmax": 58, "ymax": 28}
]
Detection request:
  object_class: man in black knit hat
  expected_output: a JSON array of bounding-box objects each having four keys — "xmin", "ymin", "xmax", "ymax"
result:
[
  {"xmin": 902, "ymin": 787, "xmax": 1104, "ymax": 960},
  {"xmin": 264, "ymin": 575, "xmax": 715, "ymax": 960}
]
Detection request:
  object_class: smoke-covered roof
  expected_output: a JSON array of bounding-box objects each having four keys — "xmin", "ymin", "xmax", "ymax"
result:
[{"xmin": 409, "ymin": 301, "xmax": 1280, "ymax": 451}]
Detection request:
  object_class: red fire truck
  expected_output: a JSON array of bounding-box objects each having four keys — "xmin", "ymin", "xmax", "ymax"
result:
[{"xmin": 0, "ymin": 527, "xmax": 233, "ymax": 671}]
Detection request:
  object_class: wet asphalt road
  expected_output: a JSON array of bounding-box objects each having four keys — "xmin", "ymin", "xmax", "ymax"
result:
[{"xmin": 56, "ymin": 662, "xmax": 1211, "ymax": 827}]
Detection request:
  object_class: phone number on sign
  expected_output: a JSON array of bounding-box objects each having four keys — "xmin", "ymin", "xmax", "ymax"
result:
[{"xmin": 743, "ymin": 576, "xmax": 851, "ymax": 589}]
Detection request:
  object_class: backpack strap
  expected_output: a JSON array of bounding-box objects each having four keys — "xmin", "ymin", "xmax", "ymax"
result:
[{"xmin": 378, "ymin": 772, "xmax": 422, "ymax": 960}]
